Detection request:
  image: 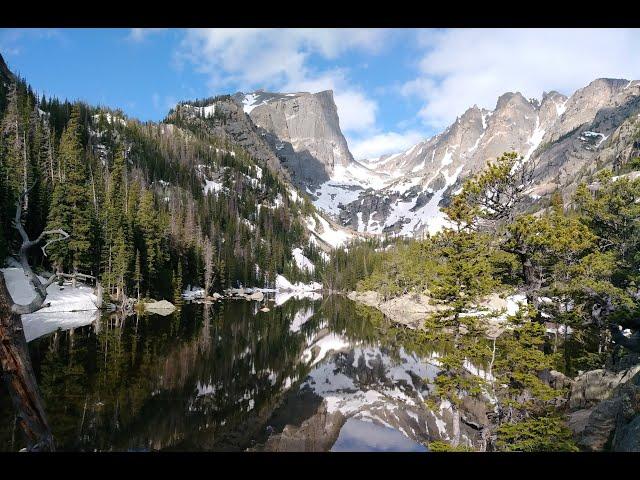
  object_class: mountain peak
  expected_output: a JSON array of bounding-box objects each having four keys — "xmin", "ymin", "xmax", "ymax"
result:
[{"xmin": 495, "ymin": 91, "xmax": 528, "ymax": 110}]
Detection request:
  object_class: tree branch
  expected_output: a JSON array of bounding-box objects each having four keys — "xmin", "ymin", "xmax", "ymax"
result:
[{"xmin": 9, "ymin": 187, "xmax": 70, "ymax": 315}]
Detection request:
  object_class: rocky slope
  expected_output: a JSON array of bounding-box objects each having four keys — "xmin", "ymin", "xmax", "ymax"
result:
[
  {"xmin": 167, "ymin": 95, "xmax": 284, "ymax": 177},
  {"xmin": 567, "ymin": 362, "xmax": 640, "ymax": 451}
]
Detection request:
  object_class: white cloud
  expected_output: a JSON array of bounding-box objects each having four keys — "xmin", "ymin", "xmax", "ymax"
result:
[
  {"xmin": 128, "ymin": 28, "xmax": 167, "ymax": 42},
  {"xmin": 348, "ymin": 130, "xmax": 425, "ymax": 161},
  {"xmin": 402, "ymin": 28, "xmax": 640, "ymax": 129},
  {"xmin": 0, "ymin": 29, "xmax": 64, "ymax": 57},
  {"xmin": 175, "ymin": 28, "xmax": 387, "ymax": 133},
  {"xmin": 334, "ymin": 90, "xmax": 377, "ymax": 135}
]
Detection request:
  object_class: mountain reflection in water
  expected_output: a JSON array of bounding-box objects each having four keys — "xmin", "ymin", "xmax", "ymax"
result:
[{"xmin": 0, "ymin": 295, "xmax": 490, "ymax": 451}]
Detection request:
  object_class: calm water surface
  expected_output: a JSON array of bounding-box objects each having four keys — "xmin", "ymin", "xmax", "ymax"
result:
[{"xmin": 0, "ymin": 295, "xmax": 487, "ymax": 451}]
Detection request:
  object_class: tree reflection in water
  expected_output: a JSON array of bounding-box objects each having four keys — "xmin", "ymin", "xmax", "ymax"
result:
[{"xmin": 0, "ymin": 295, "xmax": 488, "ymax": 451}]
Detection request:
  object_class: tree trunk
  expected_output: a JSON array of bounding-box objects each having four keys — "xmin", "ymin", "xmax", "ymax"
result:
[
  {"xmin": 0, "ymin": 272, "xmax": 55, "ymax": 451},
  {"xmin": 521, "ymin": 255, "xmax": 541, "ymax": 309}
]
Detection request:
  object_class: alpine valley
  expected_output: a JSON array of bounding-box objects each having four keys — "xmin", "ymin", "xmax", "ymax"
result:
[{"xmin": 2, "ymin": 46, "xmax": 640, "ymax": 454}]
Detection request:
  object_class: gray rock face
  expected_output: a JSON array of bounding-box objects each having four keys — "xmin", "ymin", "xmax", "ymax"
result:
[
  {"xmin": 239, "ymin": 90, "xmax": 354, "ymax": 189},
  {"xmin": 568, "ymin": 366, "xmax": 640, "ymax": 451},
  {"xmin": 569, "ymin": 399, "xmax": 620, "ymax": 451},
  {"xmin": 568, "ymin": 366, "xmax": 640, "ymax": 410}
]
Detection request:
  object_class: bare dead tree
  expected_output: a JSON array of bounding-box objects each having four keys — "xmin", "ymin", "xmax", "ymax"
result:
[{"xmin": 0, "ymin": 186, "xmax": 70, "ymax": 451}]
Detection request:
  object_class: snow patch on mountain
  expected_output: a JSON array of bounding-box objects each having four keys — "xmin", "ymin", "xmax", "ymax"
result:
[
  {"xmin": 305, "ymin": 214, "xmax": 353, "ymax": 248},
  {"xmin": 523, "ymin": 116, "xmax": 546, "ymax": 161},
  {"xmin": 241, "ymin": 93, "xmax": 268, "ymax": 114},
  {"xmin": 292, "ymin": 247, "xmax": 315, "ymax": 273}
]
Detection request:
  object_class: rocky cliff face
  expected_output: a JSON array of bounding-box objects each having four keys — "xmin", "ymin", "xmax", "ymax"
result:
[{"xmin": 235, "ymin": 90, "xmax": 354, "ymax": 188}]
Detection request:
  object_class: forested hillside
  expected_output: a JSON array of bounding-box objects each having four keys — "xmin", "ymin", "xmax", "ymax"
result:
[{"xmin": 0, "ymin": 54, "xmax": 326, "ymax": 304}]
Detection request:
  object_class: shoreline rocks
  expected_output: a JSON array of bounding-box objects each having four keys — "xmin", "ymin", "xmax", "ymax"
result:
[{"xmin": 346, "ymin": 290, "xmax": 524, "ymax": 336}]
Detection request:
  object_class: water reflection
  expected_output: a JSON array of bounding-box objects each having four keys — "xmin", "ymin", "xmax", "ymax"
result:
[
  {"xmin": 0, "ymin": 295, "xmax": 489, "ymax": 451},
  {"xmin": 331, "ymin": 418, "xmax": 428, "ymax": 452}
]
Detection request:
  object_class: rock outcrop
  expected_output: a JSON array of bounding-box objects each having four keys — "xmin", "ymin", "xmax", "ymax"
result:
[
  {"xmin": 143, "ymin": 299, "xmax": 176, "ymax": 315},
  {"xmin": 347, "ymin": 290, "xmax": 439, "ymax": 329},
  {"xmin": 568, "ymin": 366, "xmax": 640, "ymax": 410},
  {"xmin": 168, "ymin": 96, "xmax": 285, "ymax": 178},
  {"xmin": 567, "ymin": 365, "xmax": 640, "ymax": 451}
]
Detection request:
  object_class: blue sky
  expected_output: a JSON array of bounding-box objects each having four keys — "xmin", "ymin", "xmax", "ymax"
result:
[{"xmin": 2, "ymin": 28, "xmax": 640, "ymax": 160}]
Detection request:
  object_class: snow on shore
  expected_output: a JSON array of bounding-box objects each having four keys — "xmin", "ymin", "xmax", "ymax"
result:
[
  {"xmin": 274, "ymin": 274, "xmax": 322, "ymax": 306},
  {"xmin": 182, "ymin": 286, "xmax": 206, "ymax": 300},
  {"xmin": 1, "ymin": 264, "xmax": 99, "ymax": 342},
  {"xmin": 275, "ymin": 274, "xmax": 321, "ymax": 292}
]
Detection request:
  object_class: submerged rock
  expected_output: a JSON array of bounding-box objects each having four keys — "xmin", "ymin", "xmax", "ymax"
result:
[{"xmin": 347, "ymin": 290, "xmax": 444, "ymax": 329}]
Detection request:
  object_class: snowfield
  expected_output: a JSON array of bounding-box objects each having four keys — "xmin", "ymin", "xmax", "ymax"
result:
[{"xmin": 2, "ymin": 263, "xmax": 99, "ymax": 342}]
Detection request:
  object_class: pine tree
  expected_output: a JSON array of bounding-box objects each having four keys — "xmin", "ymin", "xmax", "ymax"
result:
[
  {"xmin": 136, "ymin": 189, "xmax": 161, "ymax": 295},
  {"xmin": 46, "ymin": 105, "xmax": 95, "ymax": 277},
  {"xmin": 418, "ymin": 172, "xmax": 503, "ymax": 447},
  {"xmin": 102, "ymin": 146, "xmax": 132, "ymax": 299}
]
